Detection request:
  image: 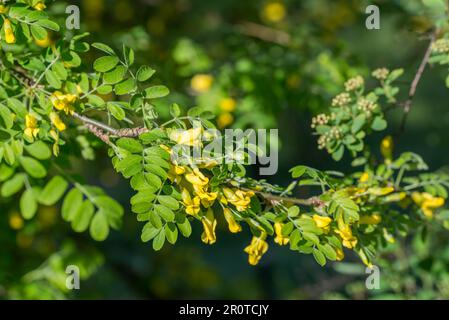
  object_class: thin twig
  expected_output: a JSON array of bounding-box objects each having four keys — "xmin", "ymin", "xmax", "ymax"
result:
[
  {"xmin": 398, "ymin": 30, "xmax": 437, "ymax": 134},
  {"xmin": 237, "ymin": 22, "xmax": 291, "ymax": 46}
]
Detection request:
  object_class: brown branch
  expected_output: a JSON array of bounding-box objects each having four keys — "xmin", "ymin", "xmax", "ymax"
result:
[
  {"xmin": 237, "ymin": 22, "xmax": 291, "ymax": 46},
  {"xmin": 398, "ymin": 30, "xmax": 437, "ymax": 134},
  {"xmin": 241, "ymin": 186, "xmax": 324, "ymax": 207},
  {"xmin": 72, "ymin": 112, "xmax": 148, "ymax": 138}
]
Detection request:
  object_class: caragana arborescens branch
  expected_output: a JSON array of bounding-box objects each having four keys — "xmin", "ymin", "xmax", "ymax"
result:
[{"xmin": 0, "ymin": 0, "xmax": 448, "ymax": 269}]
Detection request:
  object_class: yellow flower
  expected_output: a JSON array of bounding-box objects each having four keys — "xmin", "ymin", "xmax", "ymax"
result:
[
  {"xmin": 217, "ymin": 112, "xmax": 234, "ymax": 129},
  {"xmin": 33, "ymin": 2, "xmax": 47, "ymax": 11},
  {"xmin": 191, "ymin": 74, "xmax": 213, "ymax": 93},
  {"xmin": 167, "ymin": 164, "xmax": 185, "ymax": 184},
  {"xmin": 9, "ymin": 213, "xmax": 24, "ymax": 230},
  {"xmin": 262, "ymin": 2, "xmax": 286, "ymax": 23},
  {"xmin": 367, "ymin": 186, "xmax": 395, "ymax": 196},
  {"xmin": 50, "ymin": 112, "xmax": 66, "ymax": 131},
  {"xmin": 312, "ymin": 214, "xmax": 332, "ymax": 232},
  {"xmin": 24, "ymin": 114, "xmax": 40, "ymax": 139},
  {"xmin": 380, "ymin": 136, "xmax": 393, "ymax": 162},
  {"xmin": 35, "ymin": 34, "xmax": 52, "ymax": 47},
  {"xmin": 201, "ymin": 209, "xmax": 217, "ymax": 245},
  {"xmin": 181, "ymin": 188, "xmax": 201, "ymax": 216},
  {"xmin": 222, "ymin": 207, "xmax": 241, "ymax": 233},
  {"xmin": 223, "ymin": 188, "xmax": 254, "ymax": 212},
  {"xmin": 411, "ymin": 192, "xmax": 445, "ymax": 218},
  {"xmin": 359, "ymin": 213, "xmax": 382, "ymax": 225},
  {"xmin": 244, "ymin": 234, "xmax": 269, "ymax": 266},
  {"xmin": 169, "ymin": 127, "xmax": 202, "ymax": 146},
  {"xmin": 194, "ymin": 185, "xmax": 217, "ymax": 208},
  {"xmin": 359, "ymin": 172, "xmax": 369, "ymax": 183},
  {"xmin": 3, "ymin": 18, "xmax": 16, "ymax": 44},
  {"xmin": 335, "ymin": 247, "xmax": 344, "ymax": 261},
  {"xmin": 0, "ymin": 5, "xmax": 8, "ymax": 13},
  {"xmin": 335, "ymin": 216, "xmax": 358, "ymax": 249},
  {"xmin": 50, "ymin": 91, "xmax": 77, "ymax": 114},
  {"xmin": 185, "ymin": 168, "xmax": 209, "ymax": 186},
  {"xmin": 219, "ymin": 98, "xmax": 236, "ymax": 112},
  {"xmin": 274, "ymin": 222, "xmax": 289, "ymax": 245}
]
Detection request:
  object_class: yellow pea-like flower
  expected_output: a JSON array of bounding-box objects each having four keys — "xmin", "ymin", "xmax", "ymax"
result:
[
  {"xmin": 50, "ymin": 112, "xmax": 66, "ymax": 131},
  {"xmin": 9, "ymin": 213, "xmax": 24, "ymax": 230},
  {"xmin": 194, "ymin": 185, "xmax": 217, "ymax": 208},
  {"xmin": 223, "ymin": 188, "xmax": 254, "ymax": 212},
  {"xmin": 190, "ymin": 74, "xmax": 213, "ymax": 93},
  {"xmin": 262, "ymin": 2, "xmax": 286, "ymax": 23},
  {"xmin": 0, "ymin": 5, "xmax": 8, "ymax": 13},
  {"xmin": 335, "ymin": 247, "xmax": 344, "ymax": 261},
  {"xmin": 3, "ymin": 18, "xmax": 16, "ymax": 44},
  {"xmin": 219, "ymin": 98, "xmax": 236, "ymax": 112},
  {"xmin": 380, "ymin": 136, "xmax": 393, "ymax": 162},
  {"xmin": 244, "ymin": 233, "xmax": 269, "ymax": 266},
  {"xmin": 411, "ymin": 192, "xmax": 445, "ymax": 218},
  {"xmin": 185, "ymin": 168, "xmax": 209, "ymax": 187},
  {"xmin": 167, "ymin": 164, "xmax": 185, "ymax": 184},
  {"xmin": 359, "ymin": 213, "xmax": 382, "ymax": 225},
  {"xmin": 49, "ymin": 129, "xmax": 60, "ymax": 156},
  {"xmin": 312, "ymin": 214, "xmax": 332, "ymax": 232},
  {"xmin": 217, "ymin": 112, "xmax": 234, "ymax": 129},
  {"xmin": 181, "ymin": 188, "xmax": 201, "ymax": 216},
  {"xmin": 367, "ymin": 186, "xmax": 395, "ymax": 196},
  {"xmin": 201, "ymin": 209, "xmax": 217, "ymax": 245},
  {"xmin": 359, "ymin": 172, "xmax": 370, "ymax": 183},
  {"xmin": 274, "ymin": 222, "xmax": 289, "ymax": 245},
  {"xmin": 51, "ymin": 91, "xmax": 77, "ymax": 114},
  {"xmin": 222, "ymin": 207, "xmax": 242, "ymax": 233},
  {"xmin": 35, "ymin": 34, "xmax": 52, "ymax": 48},
  {"xmin": 33, "ymin": 2, "xmax": 47, "ymax": 11},
  {"xmin": 335, "ymin": 216, "xmax": 358, "ymax": 249},
  {"xmin": 169, "ymin": 127, "xmax": 202, "ymax": 147},
  {"xmin": 24, "ymin": 114, "xmax": 40, "ymax": 139}
]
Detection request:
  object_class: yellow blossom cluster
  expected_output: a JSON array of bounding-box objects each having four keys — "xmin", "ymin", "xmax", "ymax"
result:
[{"xmin": 412, "ymin": 192, "xmax": 445, "ymax": 218}]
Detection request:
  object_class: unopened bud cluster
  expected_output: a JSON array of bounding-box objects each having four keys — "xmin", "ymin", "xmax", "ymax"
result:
[
  {"xmin": 344, "ymin": 76, "xmax": 364, "ymax": 91},
  {"xmin": 332, "ymin": 92, "xmax": 351, "ymax": 107},
  {"xmin": 372, "ymin": 68, "xmax": 389, "ymax": 81},
  {"xmin": 432, "ymin": 39, "xmax": 449, "ymax": 54},
  {"xmin": 357, "ymin": 98, "xmax": 378, "ymax": 117},
  {"xmin": 318, "ymin": 127, "xmax": 342, "ymax": 149}
]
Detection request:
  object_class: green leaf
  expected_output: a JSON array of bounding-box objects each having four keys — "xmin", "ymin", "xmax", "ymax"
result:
[
  {"xmin": 103, "ymin": 65, "xmax": 127, "ymax": 84},
  {"xmin": 114, "ymin": 78, "xmax": 136, "ymax": 96},
  {"xmin": 93, "ymin": 56, "xmax": 120, "ymax": 73},
  {"xmin": 30, "ymin": 24, "xmax": 47, "ymax": 40},
  {"xmin": 165, "ymin": 223, "xmax": 178, "ymax": 244},
  {"xmin": 25, "ymin": 141, "xmax": 52, "ymax": 160},
  {"xmin": 157, "ymin": 195, "xmax": 179, "ymax": 210},
  {"xmin": 288, "ymin": 206, "xmax": 300, "ymax": 218},
  {"xmin": 20, "ymin": 156, "xmax": 47, "ymax": 178},
  {"xmin": 141, "ymin": 223, "xmax": 159, "ymax": 242},
  {"xmin": 62, "ymin": 188, "xmax": 83, "ymax": 222},
  {"xmin": 371, "ymin": 117, "xmax": 387, "ymax": 131},
  {"xmin": 71, "ymin": 201, "xmax": 95, "ymax": 232},
  {"xmin": 152, "ymin": 229, "xmax": 166, "ymax": 251},
  {"xmin": 177, "ymin": 217, "xmax": 192, "ymax": 237},
  {"xmin": 117, "ymin": 138, "xmax": 143, "ymax": 153},
  {"xmin": 319, "ymin": 243, "xmax": 337, "ymax": 261},
  {"xmin": 36, "ymin": 19, "xmax": 60, "ymax": 31},
  {"xmin": 312, "ymin": 248, "xmax": 326, "ymax": 266},
  {"xmin": 137, "ymin": 66, "xmax": 156, "ymax": 82},
  {"xmin": 20, "ymin": 188, "xmax": 38, "ymax": 220},
  {"xmin": 1, "ymin": 173, "xmax": 25, "ymax": 197},
  {"xmin": 332, "ymin": 145, "xmax": 345, "ymax": 161},
  {"xmin": 144, "ymin": 85, "xmax": 170, "ymax": 99},
  {"xmin": 38, "ymin": 176, "xmax": 68, "ymax": 206},
  {"xmin": 92, "ymin": 43, "xmax": 115, "ymax": 55},
  {"xmin": 107, "ymin": 102, "xmax": 126, "ymax": 121},
  {"xmin": 351, "ymin": 114, "xmax": 366, "ymax": 134},
  {"xmin": 154, "ymin": 204, "xmax": 175, "ymax": 222},
  {"xmin": 0, "ymin": 105, "xmax": 13, "ymax": 129},
  {"xmin": 90, "ymin": 211, "xmax": 110, "ymax": 241}
]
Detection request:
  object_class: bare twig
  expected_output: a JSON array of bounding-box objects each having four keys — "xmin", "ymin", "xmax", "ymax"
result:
[
  {"xmin": 242, "ymin": 187, "xmax": 324, "ymax": 207},
  {"xmin": 398, "ymin": 30, "xmax": 437, "ymax": 134},
  {"xmin": 237, "ymin": 22, "xmax": 291, "ymax": 46},
  {"xmin": 72, "ymin": 112, "xmax": 148, "ymax": 138}
]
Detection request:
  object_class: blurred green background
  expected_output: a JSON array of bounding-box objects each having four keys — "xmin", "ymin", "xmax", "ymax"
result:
[{"xmin": 2, "ymin": 0, "xmax": 449, "ymax": 299}]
